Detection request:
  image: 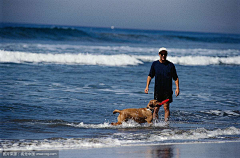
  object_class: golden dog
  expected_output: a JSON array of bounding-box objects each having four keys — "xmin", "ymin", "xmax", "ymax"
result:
[{"xmin": 111, "ymin": 100, "xmax": 161, "ymax": 126}]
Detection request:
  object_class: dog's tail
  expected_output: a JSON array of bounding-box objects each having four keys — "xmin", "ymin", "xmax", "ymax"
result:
[{"xmin": 113, "ymin": 109, "xmax": 121, "ymax": 114}]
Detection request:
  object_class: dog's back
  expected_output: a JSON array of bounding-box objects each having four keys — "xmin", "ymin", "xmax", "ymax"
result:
[{"xmin": 113, "ymin": 108, "xmax": 140, "ymax": 115}]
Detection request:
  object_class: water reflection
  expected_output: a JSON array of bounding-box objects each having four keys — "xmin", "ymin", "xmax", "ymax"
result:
[{"xmin": 145, "ymin": 145, "xmax": 180, "ymax": 158}]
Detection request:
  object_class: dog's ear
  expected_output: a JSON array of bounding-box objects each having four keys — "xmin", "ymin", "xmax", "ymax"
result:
[
  {"xmin": 147, "ymin": 100, "xmax": 161, "ymax": 108},
  {"xmin": 153, "ymin": 100, "xmax": 161, "ymax": 106},
  {"xmin": 147, "ymin": 100, "xmax": 157, "ymax": 108}
]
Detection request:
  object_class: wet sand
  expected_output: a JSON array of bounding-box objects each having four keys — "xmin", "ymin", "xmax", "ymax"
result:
[{"xmin": 59, "ymin": 141, "xmax": 240, "ymax": 158}]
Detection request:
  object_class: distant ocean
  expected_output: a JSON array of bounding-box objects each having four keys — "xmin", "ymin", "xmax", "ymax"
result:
[{"xmin": 1, "ymin": 23, "xmax": 240, "ymax": 150}]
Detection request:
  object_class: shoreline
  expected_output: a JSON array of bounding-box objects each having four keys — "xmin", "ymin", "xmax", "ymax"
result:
[
  {"xmin": 1, "ymin": 141, "xmax": 240, "ymax": 157},
  {"xmin": 58, "ymin": 141, "xmax": 240, "ymax": 158}
]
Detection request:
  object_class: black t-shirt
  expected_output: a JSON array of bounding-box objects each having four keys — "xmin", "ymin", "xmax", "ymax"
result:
[{"xmin": 148, "ymin": 60, "xmax": 178, "ymax": 101}]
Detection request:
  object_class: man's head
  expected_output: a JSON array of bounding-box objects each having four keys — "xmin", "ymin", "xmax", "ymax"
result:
[{"xmin": 158, "ymin": 47, "xmax": 168, "ymax": 62}]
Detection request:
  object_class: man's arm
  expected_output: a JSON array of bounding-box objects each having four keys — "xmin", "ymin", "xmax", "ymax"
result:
[
  {"xmin": 145, "ymin": 76, "xmax": 152, "ymax": 94},
  {"xmin": 175, "ymin": 78, "xmax": 180, "ymax": 96}
]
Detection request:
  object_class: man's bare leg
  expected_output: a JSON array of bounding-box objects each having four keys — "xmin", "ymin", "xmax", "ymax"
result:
[
  {"xmin": 163, "ymin": 102, "xmax": 170, "ymax": 121},
  {"xmin": 153, "ymin": 107, "xmax": 160, "ymax": 120}
]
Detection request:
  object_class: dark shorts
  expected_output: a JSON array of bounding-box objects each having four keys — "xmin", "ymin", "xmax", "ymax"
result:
[{"xmin": 154, "ymin": 91, "xmax": 173, "ymax": 103}]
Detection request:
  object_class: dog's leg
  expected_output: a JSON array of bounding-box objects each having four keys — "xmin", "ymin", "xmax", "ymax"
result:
[
  {"xmin": 111, "ymin": 122, "xmax": 122, "ymax": 126},
  {"xmin": 145, "ymin": 115, "xmax": 153, "ymax": 125},
  {"xmin": 111, "ymin": 113, "xmax": 125, "ymax": 126}
]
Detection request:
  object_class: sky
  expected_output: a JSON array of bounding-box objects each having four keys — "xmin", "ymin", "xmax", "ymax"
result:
[{"xmin": 1, "ymin": 0, "xmax": 240, "ymax": 34}]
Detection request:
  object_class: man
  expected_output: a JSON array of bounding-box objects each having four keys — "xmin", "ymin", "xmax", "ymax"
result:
[{"xmin": 145, "ymin": 47, "xmax": 179, "ymax": 122}]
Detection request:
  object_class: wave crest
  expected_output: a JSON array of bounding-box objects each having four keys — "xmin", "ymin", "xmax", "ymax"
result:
[
  {"xmin": 1, "ymin": 50, "xmax": 240, "ymax": 66},
  {"xmin": 0, "ymin": 50, "xmax": 143, "ymax": 66},
  {"xmin": 1, "ymin": 127, "xmax": 239, "ymax": 150}
]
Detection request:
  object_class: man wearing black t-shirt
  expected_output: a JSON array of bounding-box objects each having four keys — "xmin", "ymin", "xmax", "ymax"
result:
[{"xmin": 145, "ymin": 47, "xmax": 180, "ymax": 122}]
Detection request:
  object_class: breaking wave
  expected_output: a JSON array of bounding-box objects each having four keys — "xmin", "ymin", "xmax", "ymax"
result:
[
  {"xmin": 66, "ymin": 120, "xmax": 168, "ymax": 129},
  {"xmin": 1, "ymin": 126, "xmax": 239, "ymax": 150},
  {"xmin": 137, "ymin": 55, "xmax": 240, "ymax": 66},
  {"xmin": 0, "ymin": 50, "xmax": 143, "ymax": 66},
  {"xmin": 1, "ymin": 50, "xmax": 240, "ymax": 66}
]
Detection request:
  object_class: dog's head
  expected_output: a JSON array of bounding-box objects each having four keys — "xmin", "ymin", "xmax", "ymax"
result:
[{"xmin": 146, "ymin": 100, "xmax": 161, "ymax": 110}]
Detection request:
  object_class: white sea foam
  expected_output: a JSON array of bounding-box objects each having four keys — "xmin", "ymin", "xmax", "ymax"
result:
[
  {"xmin": 1, "ymin": 127, "xmax": 239, "ymax": 150},
  {"xmin": 1, "ymin": 50, "xmax": 240, "ymax": 66},
  {"xmin": 66, "ymin": 120, "xmax": 167, "ymax": 129},
  {"xmin": 0, "ymin": 50, "xmax": 143, "ymax": 66},
  {"xmin": 2, "ymin": 43, "xmax": 239, "ymax": 56},
  {"xmin": 148, "ymin": 127, "xmax": 240, "ymax": 141},
  {"xmin": 201, "ymin": 110, "xmax": 240, "ymax": 116},
  {"xmin": 136, "ymin": 55, "xmax": 240, "ymax": 65},
  {"xmin": 169, "ymin": 56, "xmax": 240, "ymax": 65}
]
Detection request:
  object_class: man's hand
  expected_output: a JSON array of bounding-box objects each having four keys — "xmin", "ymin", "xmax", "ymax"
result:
[
  {"xmin": 175, "ymin": 78, "xmax": 180, "ymax": 97},
  {"xmin": 175, "ymin": 88, "xmax": 180, "ymax": 97},
  {"xmin": 145, "ymin": 76, "xmax": 152, "ymax": 94},
  {"xmin": 145, "ymin": 87, "xmax": 149, "ymax": 94}
]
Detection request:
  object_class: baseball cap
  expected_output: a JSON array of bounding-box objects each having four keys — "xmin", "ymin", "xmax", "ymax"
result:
[{"xmin": 158, "ymin": 47, "xmax": 167, "ymax": 53}]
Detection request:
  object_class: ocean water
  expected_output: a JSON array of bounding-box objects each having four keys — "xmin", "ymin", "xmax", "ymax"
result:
[{"xmin": 0, "ymin": 24, "xmax": 240, "ymax": 150}]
